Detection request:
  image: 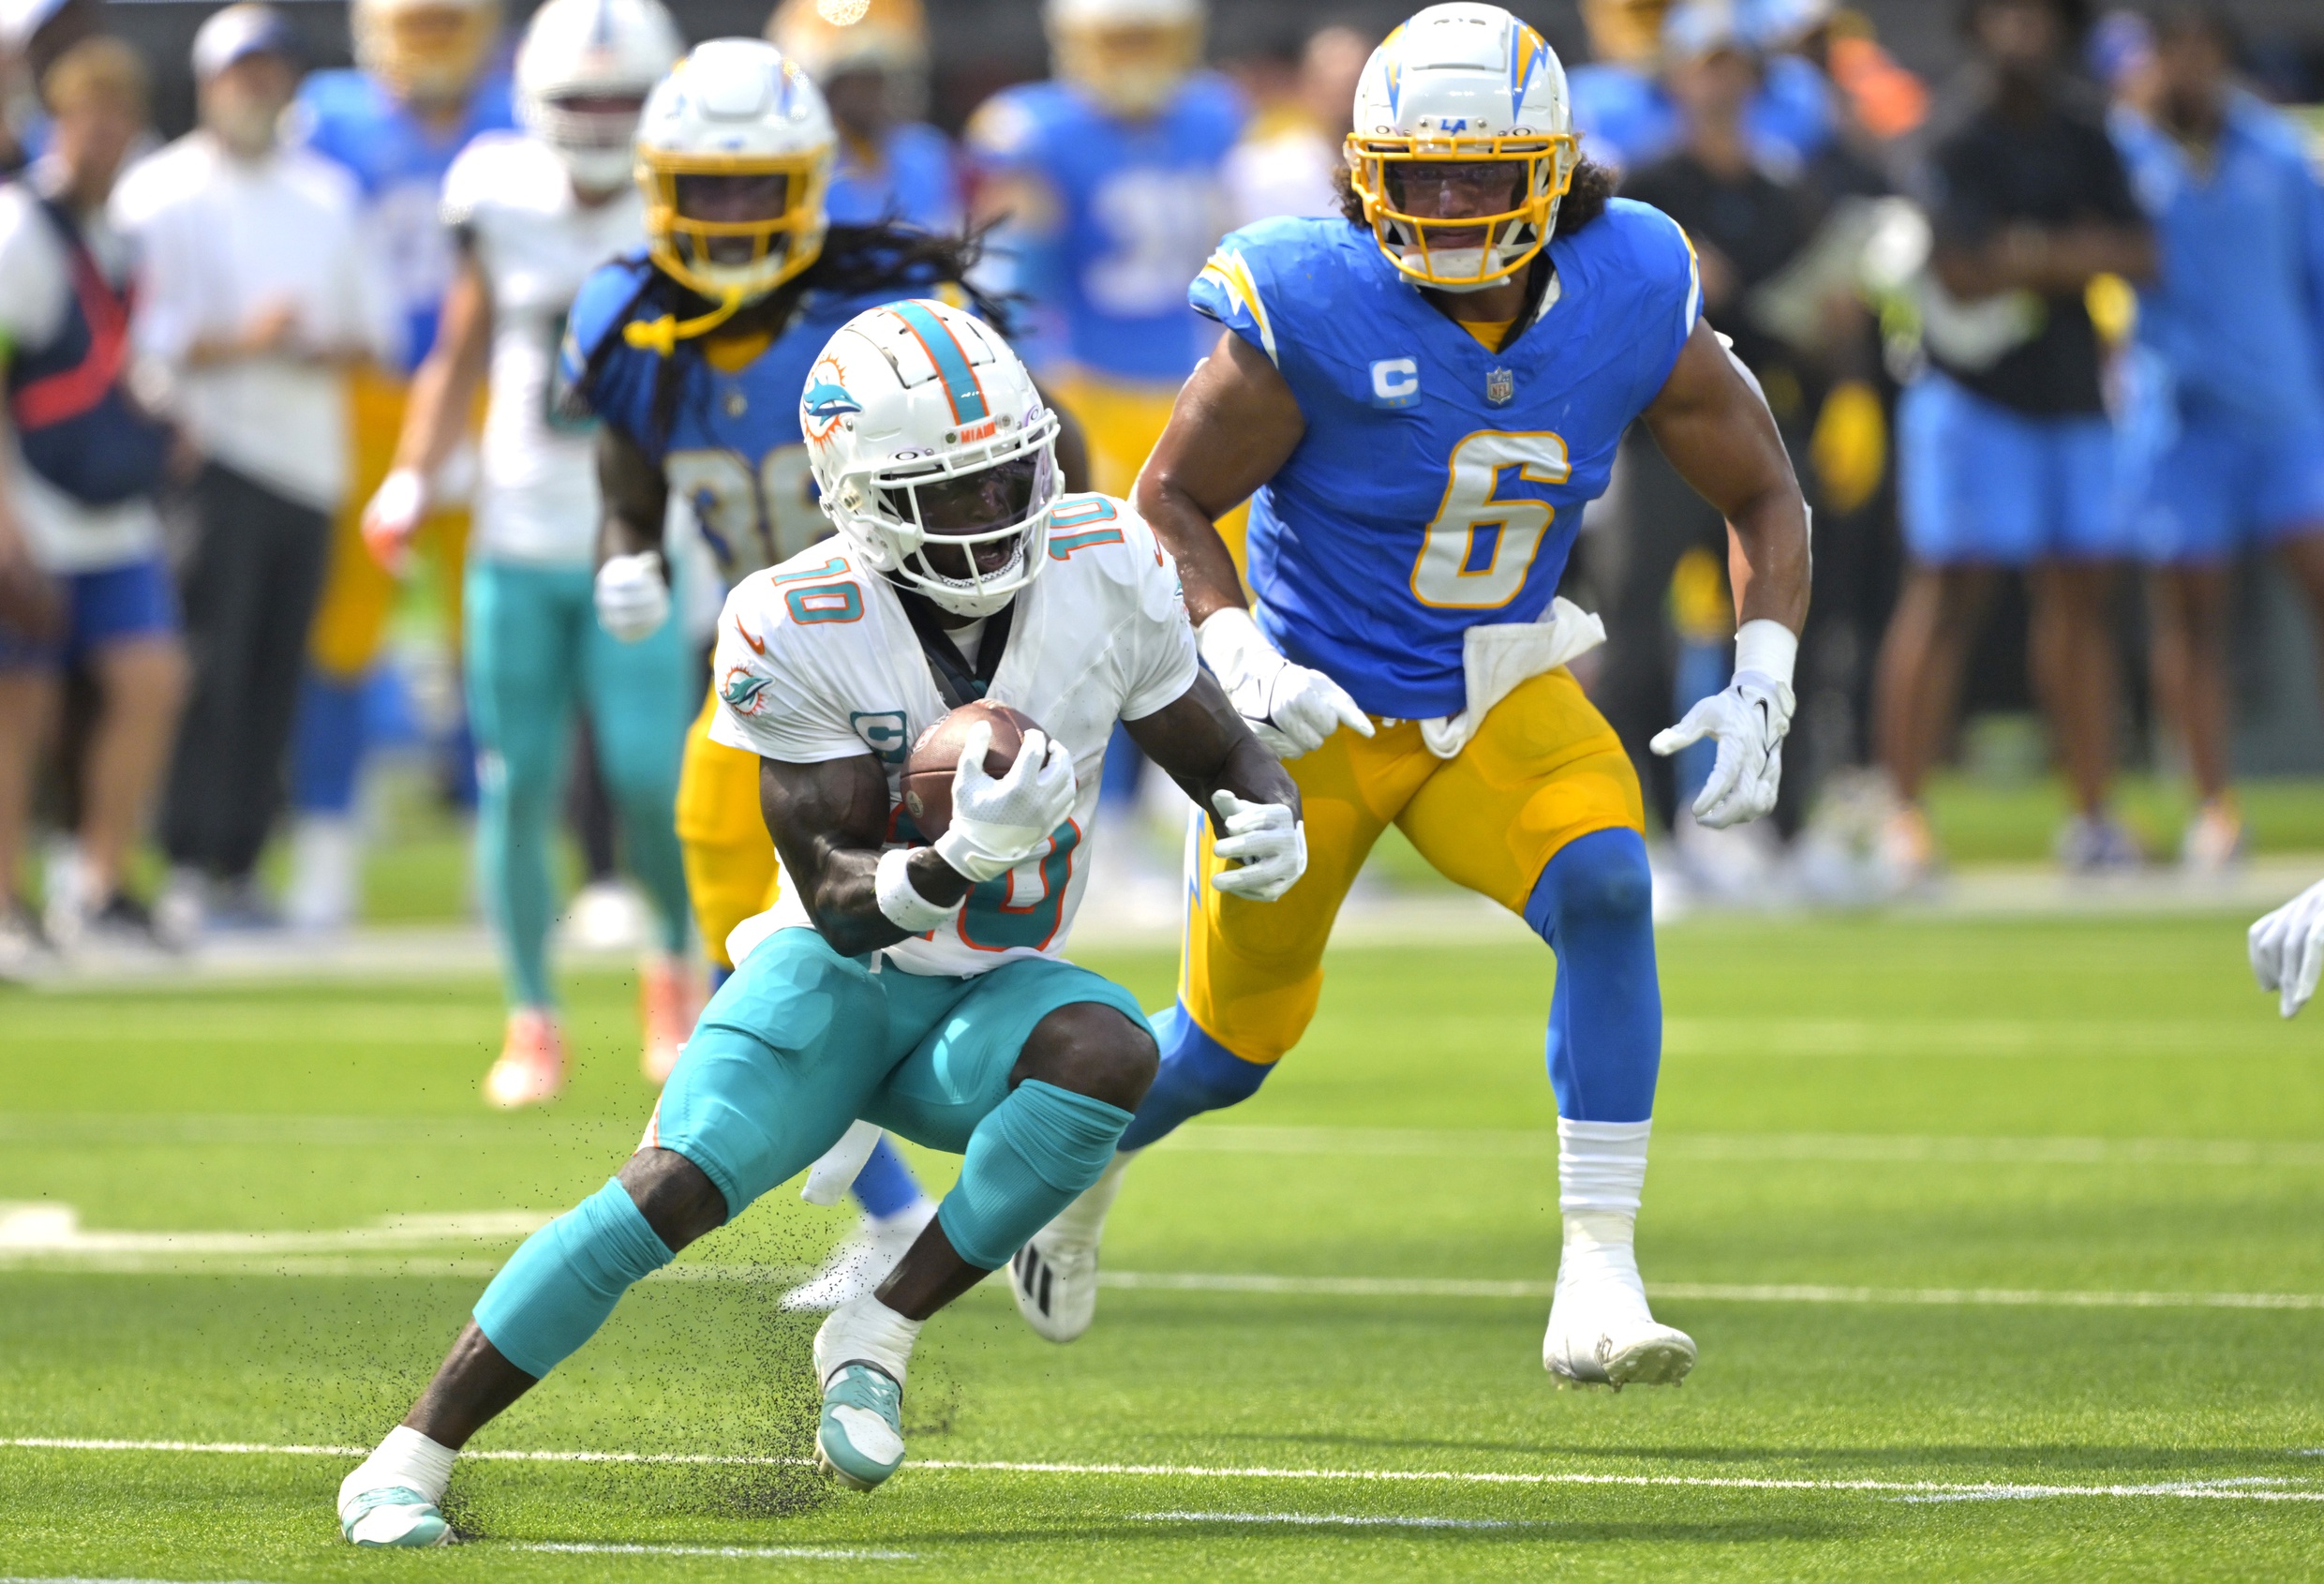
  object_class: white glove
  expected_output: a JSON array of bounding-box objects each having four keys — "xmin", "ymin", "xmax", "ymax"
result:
[
  {"xmin": 933, "ymin": 723, "xmax": 1079, "ymax": 884},
  {"xmin": 360, "ymin": 467, "xmax": 427, "ymax": 574},
  {"xmin": 2250, "ymin": 879, "xmax": 2324, "ymax": 1019},
  {"xmin": 1650, "ymin": 671, "xmax": 1794, "ymax": 829},
  {"xmin": 1199, "ymin": 605, "xmax": 1373, "ymax": 759},
  {"xmin": 1208, "ymin": 789, "xmax": 1305, "ymax": 902},
  {"xmin": 594, "ymin": 551, "xmax": 670, "ymax": 642},
  {"xmin": 1650, "ymin": 620, "xmax": 1798, "ymax": 830}
]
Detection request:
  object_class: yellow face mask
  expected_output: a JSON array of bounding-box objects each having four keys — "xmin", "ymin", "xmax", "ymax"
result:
[
  {"xmin": 1050, "ymin": 18, "xmax": 1202, "ymax": 117},
  {"xmin": 1344, "ymin": 134, "xmax": 1576, "ymax": 291},
  {"xmin": 628, "ymin": 149, "xmax": 835, "ymax": 351}
]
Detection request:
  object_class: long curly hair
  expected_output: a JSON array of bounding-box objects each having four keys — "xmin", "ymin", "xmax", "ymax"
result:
[
  {"xmin": 572, "ymin": 221, "xmax": 1015, "ymax": 457},
  {"xmin": 1331, "ymin": 155, "xmax": 1617, "ymax": 241}
]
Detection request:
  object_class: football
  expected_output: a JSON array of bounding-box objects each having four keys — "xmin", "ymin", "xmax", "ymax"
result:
[{"xmin": 900, "ymin": 699, "xmax": 1045, "ymax": 842}]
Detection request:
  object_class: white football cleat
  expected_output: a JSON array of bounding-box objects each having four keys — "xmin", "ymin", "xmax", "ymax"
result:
[
  {"xmin": 781, "ymin": 1199, "xmax": 937, "ymax": 1312},
  {"xmin": 1542, "ymin": 1212, "xmax": 1695, "ymax": 1391},
  {"xmin": 337, "ymin": 1477, "xmax": 454, "ymax": 1547},
  {"xmin": 1010, "ymin": 1148, "xmax": 1139, "ymax": 1343}
]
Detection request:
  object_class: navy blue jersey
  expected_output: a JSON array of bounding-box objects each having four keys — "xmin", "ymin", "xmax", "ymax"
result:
[
  {"xmin": 559, "ymin": 254, "xmax": 916, "ymax": 582},
  {"xmin": 1191, "ymin": 203, "xmax": 1701, "ymax": 718}
]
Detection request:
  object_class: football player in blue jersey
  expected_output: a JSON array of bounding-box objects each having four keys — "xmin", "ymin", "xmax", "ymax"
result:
[
  {"xmin": 767, "ymin": 0, "xmax": 959, "ymax": 233},
  {"xmin": 1566, "ymin": 0, "xmax": 1832, "ymax": 176},
  {"xmin": 1007, "ymin": 3, "xmax": 1812, "ymax": 1391},
  {"xmin": 964, "ymin": 0, "xmax": 1243, "ymax": 507},
  {"xmin": 281, "ymin": 0, "xmax": 515, "ymax": 931},
  {"xmin": 554, "ymin": 37, "xmax": 1086, "ymax": 1312}
]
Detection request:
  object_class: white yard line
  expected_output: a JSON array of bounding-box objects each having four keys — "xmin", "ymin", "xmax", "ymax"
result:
[
  {"xmin": 1135, "ymin": 1510, "xmax": 1538, "ymax": 1529},
  {"xmin": 5, "ymin": 1438, "xmax": 2319, "ymax": 1504}
]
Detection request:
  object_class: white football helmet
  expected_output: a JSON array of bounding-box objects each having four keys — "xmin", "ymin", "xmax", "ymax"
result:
[
  {"xmin": 1045, "ymin": 0, "xmax": 1204, "ymax": 118},
  {"xmin": 1347, "ymin": 4, "xmax": 1578, "ymax": 292},
  {"xmin": 802, "ymin": 298, "xmax": 1063, "ymax": 619},
  {"xmin": 516, "ymin": 0, "xmax": 682, "ymax": 193},
  {"xmin": 630, "ymin": 38, "xmax": 836, "ymax": 347},
  {"xmin": 353, "ymin": 0, "xmax": 503, "ymax": 105}
]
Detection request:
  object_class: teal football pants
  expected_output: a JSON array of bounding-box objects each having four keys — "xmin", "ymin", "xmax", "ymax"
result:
[
  {"xmin": 470, "ymin": 928, "xmax": 1142, "ymax": 1377},
  {"xmin": 465, "ymin": 558, "xmax": 693, "ymax": 1009}
]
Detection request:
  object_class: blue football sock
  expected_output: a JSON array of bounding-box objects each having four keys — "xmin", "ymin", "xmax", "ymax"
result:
[
  {"xmin": 291, "ymin": 672, "xmax": 369, "ymax": 814},
  {"xmin": 850, "ymin": 1134, "xmax": 925, "ymax": 1219},
  {"xmin": 1524, "ymin": 829, "xmax": 1661, "ymax": 1123},
  {"xmin": 1116, "ymin": 1002, "xmax": 1274, "ymax": 1151},
  {"xmin": 937, "ymin": 1080, "xmax": 1132, "ymax": 1269},
  {"xmin": 471, "ymin": 1177, "xmax": 675, "ymax": 1379}
]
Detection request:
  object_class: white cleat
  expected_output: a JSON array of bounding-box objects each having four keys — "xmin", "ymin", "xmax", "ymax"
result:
[
  {"xmin": 337, "ymin": 1479, "xmax": 454, "ymax": 1547},
  {"xmin": 1542, "ymin": 1212, "xmax": 1696, "ymax": 1391},
  {"xmin": 781, "ymin": 1199, "xmax": 937, "ymax": 1312},
  {"xmin": 1009, "ymin": 1148, "xmax": 1139, "ymax": 1343}
]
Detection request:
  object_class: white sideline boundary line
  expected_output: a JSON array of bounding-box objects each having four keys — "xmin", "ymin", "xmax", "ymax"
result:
[
  {"xmin": 6, "ymin": 1438, "xmax": 2321, "ymax": 1503},
  {"xmin": 1136, "ymin": 1510, "xmax": 1539, "ymax": 1530}
]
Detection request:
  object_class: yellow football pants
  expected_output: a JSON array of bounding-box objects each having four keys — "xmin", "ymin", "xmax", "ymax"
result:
[
  {"xmin": 1050, "ymin": 370, "xmax": 1246, "ymax": 568},
  {"xmin": 1180, "ymin": 666, "xmax": 1644, "ymax": 1065},
  {"xmin": 307, "ymin": 367, "xmax": 471, "ymax": 679},
  {"xmin": 678, "ymin": 688, "xmax": 783, "ymax": 970}
]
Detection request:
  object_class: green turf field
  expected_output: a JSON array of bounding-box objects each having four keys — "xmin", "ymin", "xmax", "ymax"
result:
[{"xmin": 4, "ymin": 913, "xmax": 2323, "ymax": 1579}]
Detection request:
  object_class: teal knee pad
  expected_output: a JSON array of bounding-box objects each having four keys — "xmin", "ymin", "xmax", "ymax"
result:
[
  {"xmin": 472, "ymin": 1178, "xmax": 675, "ymax": 1379},
  {"xmin": 937, "ymin": 1080, "xmax": 1133, "ymax": 1270}
]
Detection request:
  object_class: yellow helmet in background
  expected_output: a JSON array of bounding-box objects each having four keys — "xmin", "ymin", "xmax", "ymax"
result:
[
  {"xmin": 353, "ymin": 0, "xmax": 503, "ymax": 105},
  {"xmin": 1578, "ymin": 0, "xmax": 1673, "ymax": 67},
  {"xmin": 1045, "ymin": 0, "xmax": 1203, "ymax": 119}
]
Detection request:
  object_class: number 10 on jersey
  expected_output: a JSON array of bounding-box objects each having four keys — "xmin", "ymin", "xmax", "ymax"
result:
[{"xmin": 1409, "ymin": 430, "xmax": 1572, "ymax": 609}]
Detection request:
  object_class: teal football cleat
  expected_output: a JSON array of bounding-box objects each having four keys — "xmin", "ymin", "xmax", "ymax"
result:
[
  {"xmin": 815, "ymin": 1361, "xmax": 906, "ymax": 1491},
  {"xmin": 339, "ymin": 1484, "xmax": 454, "ymax": 1547}
]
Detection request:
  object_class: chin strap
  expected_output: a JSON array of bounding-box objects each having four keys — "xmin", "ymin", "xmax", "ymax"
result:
[{"xmin": 621, "ymin": 289, "xmax": 748, "ymax": 356}]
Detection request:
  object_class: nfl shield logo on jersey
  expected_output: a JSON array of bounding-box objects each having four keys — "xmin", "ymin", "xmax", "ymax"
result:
[{"xmin": 1485, "ymin": 366, "xmax": 1515, "ymax": 406}]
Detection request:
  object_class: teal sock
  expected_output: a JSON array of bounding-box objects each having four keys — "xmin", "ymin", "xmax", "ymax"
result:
[
  {"xmin": 472, "ymin": 1178, "xmax": 674, "ymax": 1379},
  {"xmin": 936, "ymin": 1080, "xmax": 1133, "ymax": 1270}
]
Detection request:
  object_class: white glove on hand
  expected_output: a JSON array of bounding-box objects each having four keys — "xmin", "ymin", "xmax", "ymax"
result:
[
  {"xmin": 933, "ymin": 723, "xmax": 1079, "ymax": 884},
  {"xmin": 1199, "ymin": 605, "xmax": 1373, "ymax": 758},
  {"xmin": 360, "ymin": 467, "xmax": 427, "ymax": 574},
  {"xmin": 1650, "ymin": 671, "xmax": 1795, "ymax": 829},
  {"xmin": 2250, "ymin": 879, "xmax": 2324, "ymax": 1019},
  {"xmin": 594, "ymin": 551, "xmax": 670, "ymax": 643},
  {"xmin": 1209, "ymin": 789, "xmax": 1305, "ymax": 902}
]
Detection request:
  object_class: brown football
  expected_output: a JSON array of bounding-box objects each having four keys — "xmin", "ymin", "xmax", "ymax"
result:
[{"xmin": 900, "ymin": 700, "xmax": 1045, "ymax": 842}]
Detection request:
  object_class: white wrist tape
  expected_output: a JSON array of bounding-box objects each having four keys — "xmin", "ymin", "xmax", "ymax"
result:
[
  {"xmin": 1734, "ymin": 619, "xmax": 1798, "ymax": 689},
  {"xmin": 875, "ymin": 846, "xmax": 961, "ymax": 934}
]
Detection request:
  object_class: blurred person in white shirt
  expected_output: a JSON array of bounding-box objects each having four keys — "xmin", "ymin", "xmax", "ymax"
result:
[
  {"xmin": 0, "ymin": 36, "xmax": 186, "ymax": 965},
  {"xmin": 1221, "ymin": 22, "xmax": 1369, "ymax": 226},
  {"xmin": 113, "ymin": 5, "xmax": 395, "ymax": 931}
]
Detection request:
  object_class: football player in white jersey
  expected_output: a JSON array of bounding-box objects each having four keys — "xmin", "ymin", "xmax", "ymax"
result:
[
  {"xmin": 333, "ymin": 297, "xmax": 1304, "ymax": 1541},
  {"xmin": 360, "ymin": 0, "xmax": 694, "ymax": 1105}
]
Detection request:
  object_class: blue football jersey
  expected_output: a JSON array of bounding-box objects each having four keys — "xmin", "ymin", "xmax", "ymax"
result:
[
  {"xmin": 966, "ymin": 74, "xmax": 1245, "ymax": 384},
  {"xmin": 1190, "ymin": 203, "xmax": 1703, "ymax": 719},
  {"xmin": 290, "ymin": 68, "xmax": 517, "ymax": 372},
  {"xmin": 827, "ymin": 122, "xmax": 961, "ymax": 232},
  {"xmin": 1569, "ymin": 57, "xmax": 1830, "ymax": 173},
  {"xmin": 558, "ymin": 254, "xmax": 928, "ymax": 583}
]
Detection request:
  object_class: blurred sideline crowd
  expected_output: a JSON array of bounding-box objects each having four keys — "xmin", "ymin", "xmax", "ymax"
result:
[{"xmin": 0, "ymin": 0, "xmax": 2320, "ymax": 983}]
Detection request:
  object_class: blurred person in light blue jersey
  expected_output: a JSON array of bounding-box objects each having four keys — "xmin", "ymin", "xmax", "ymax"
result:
[
  {"xmin": 1566, "ymin": 0, "xmax": 1833, "ymax": 176},
  {"xmin": 767, "ymin": 0, "xmax": 957, "ymax": 232},
  {"xmin": 964, "ymin": 0, "xmax": 1244, "ymax": 505},
  {"xmin": 2111, "ymin": 6, "xmax": 2324, "ymax": 872},
  {"xmin": 1872, "ymin": 0, "xmax": 2153, "ymax": 886},
  {"xmin": 278, "ymin": 0, "xmax": 515, "ymax": 933}
]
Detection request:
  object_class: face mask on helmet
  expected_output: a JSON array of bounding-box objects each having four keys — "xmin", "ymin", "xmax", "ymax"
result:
[
  {"xmin": 529, "ymin": 90, "xmax": 647, "ymax": 188},
  {"xmin": 860, "ymin": 427, "xmax": 1061, "ymax": 618}
]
